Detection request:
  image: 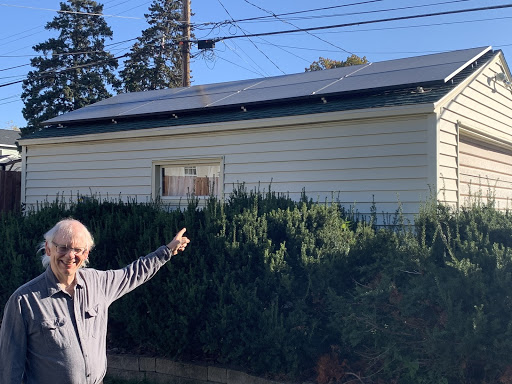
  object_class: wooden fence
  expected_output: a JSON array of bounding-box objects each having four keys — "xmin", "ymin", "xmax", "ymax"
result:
[{"xmin": 0, "ymin": 170, "xmax": 21, "ymax": 212}]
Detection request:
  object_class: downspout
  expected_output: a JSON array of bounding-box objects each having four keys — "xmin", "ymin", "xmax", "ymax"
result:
[
  {"xmin": 455, "ymin": 121, "xmax": 461, "ymax": 211},
  {"xmin": 20, "ymin": 145, "xmax": 27, "ymax": 208},
  {"xmin": 426, "ymin": 110, "xmax": 439, "ymax": 205}
]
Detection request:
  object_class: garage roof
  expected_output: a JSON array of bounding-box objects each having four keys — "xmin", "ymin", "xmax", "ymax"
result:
[{"xmin": 43, "ymin": 46, "xmax": 492, "ymax": 126}]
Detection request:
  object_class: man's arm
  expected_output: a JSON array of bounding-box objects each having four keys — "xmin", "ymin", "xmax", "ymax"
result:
[
  {"xmin": 101, "ymin": 228, "xmax": 190, "ymax": 304},
  {"xmin": 0, "ymin": 295, "xmax": 27, "ymax": 383}
]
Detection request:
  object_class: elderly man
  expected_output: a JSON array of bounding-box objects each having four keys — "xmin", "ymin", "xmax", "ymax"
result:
[{"xmin": 0, "ymin": 218, "xmax": 190, "ymax": 384}]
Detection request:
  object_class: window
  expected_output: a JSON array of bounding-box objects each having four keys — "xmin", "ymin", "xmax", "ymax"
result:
[
  {"xmin": 153, "ymin": 160, "xmax": 222, "ymax": 199},
  {"xmin": 184, "ymin": 166, "xmax": 197, "ymax": 176}
]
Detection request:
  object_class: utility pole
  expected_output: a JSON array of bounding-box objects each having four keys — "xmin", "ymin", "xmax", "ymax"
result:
[{"xmin": 181, "ymin": 0, "xmax": 190, "ymax": 87}]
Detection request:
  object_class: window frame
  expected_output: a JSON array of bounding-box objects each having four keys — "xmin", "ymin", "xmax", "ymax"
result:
[{"xmin": 152, "ymin": 157, "xmax": 224, "ymax": 203}]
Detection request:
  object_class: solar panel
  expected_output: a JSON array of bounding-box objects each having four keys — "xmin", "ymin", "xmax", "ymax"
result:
[{"xmin": 44, "ymin": 46, "xmax": 492, "ymax": 125}]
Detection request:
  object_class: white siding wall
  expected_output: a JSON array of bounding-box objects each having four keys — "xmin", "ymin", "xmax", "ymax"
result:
[
  {"xmin": 0, "ymin": 146, "xmax": 18, "ymax": 156},
  {"xmin": 23, "ymin": 112, "xmax": 432, "ymax": 220},
  {"xmin": 437, "ymin": 54, "xmax": 512, "ymax": 209}
]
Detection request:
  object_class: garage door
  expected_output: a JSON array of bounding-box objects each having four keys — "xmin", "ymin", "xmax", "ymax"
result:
[{"xmin": 459, "ymin": 136, "xmax": 512, "ymax": 208}]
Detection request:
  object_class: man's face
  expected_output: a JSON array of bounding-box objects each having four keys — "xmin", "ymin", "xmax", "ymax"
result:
[{"xmin": 45, "ymin": 224, "xmax": 90, "ymax": 284}]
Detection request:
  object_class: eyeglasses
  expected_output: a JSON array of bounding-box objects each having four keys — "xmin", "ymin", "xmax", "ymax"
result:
[{"xmin": 52, "ymin": 241, "xmax": 87, "ymax": 256}]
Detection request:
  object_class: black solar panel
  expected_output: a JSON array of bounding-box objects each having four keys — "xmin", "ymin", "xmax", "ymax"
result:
[{"xmin": 44, "ymin": 46, "xmax": 492, "ymax": 125}]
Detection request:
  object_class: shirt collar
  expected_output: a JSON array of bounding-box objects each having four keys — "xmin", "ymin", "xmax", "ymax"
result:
[
  {"xmin": 75, "ymin": 269, "xmax": 85, "ymax": 288},
  {"xmin": 45, "ymin": 266, "xmax": 84, "ymax": 297},
  {"xmin": 45, "ymin": 267, "xmax": 61, "ymax": 297}
]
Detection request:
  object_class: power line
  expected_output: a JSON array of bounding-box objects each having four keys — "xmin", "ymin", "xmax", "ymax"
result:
[
  {"xmin": 0, "ymin": 97, "xmax": 22, "ymax": 106},
  {"xmin": 221, "ymin": 40, "xmax": 269, "ymax": 77},
  {"xmin": 314, "ymin": 14, "xmax": 512, "ymax": 36},
  {"xmin": 191, "ymin": 0, "xmax": 472, "ymax": 27},
  {"xmin": 190, "ymin": 3, "xmax": 512, "ymax": 43},
  {"xmin": 242, "ymin": 0, "xmax": 354, "ymax": 56},
  {"xmin": 0, "ymin": 37, "xmax": 137, "ymax": 67},
  {"xmin": 0, "ymin": 25, "xmax": 43, "ymax": 41},
  {"xmin": 0, "ymin": 3, "xmax": 142, "ymax": 19},
  {"xmin": 216, "ymin": 0, "xmax": 283, "ymax": 75},
  {"xmin": 242, "ymin": 0, "xmax": 474, "ymax": 24},
  {"xmin": 0, "ymin": 63, "xmax": 30, "ymax": 72},
  {"xmin": 0, "ymin": 93, "xmax": 20, "ymax": 102},
  {"xmin": 209, "ymin": 52, "xmax": 265, "ymax": 77},
  {"xmin": 253, "ymin": 36, "xmax": 311, "ymax": 64},
  {"xmin": 192, "ymin": 0, "xmax": 386, "ymax": 27},
  {"xmin": 0, "ymin": 53, "xmax": 129, "ymax": 88}
]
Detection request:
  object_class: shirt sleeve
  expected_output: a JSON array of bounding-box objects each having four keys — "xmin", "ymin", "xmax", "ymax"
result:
[
  {"xmin": 101, "ymin": 245, "xmax": 173, "ymax": 305},
  {"xmin": 0, "ymin": 294, "xmax": 27, "ymax": 384}
]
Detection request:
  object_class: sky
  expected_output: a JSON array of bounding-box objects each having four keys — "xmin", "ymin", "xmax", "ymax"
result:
[{"xmin": 1, "ymin": 0, "xmax": 512, "ymax": 130}]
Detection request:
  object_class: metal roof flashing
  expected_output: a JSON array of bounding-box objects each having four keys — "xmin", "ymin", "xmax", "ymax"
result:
[{"xmin": 442, "ymin": 46, "xmax": 492, "ymax": 82}]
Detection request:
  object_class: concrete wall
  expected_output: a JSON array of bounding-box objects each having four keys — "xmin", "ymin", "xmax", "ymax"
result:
[{"xmin": 107, "ymin": 354, "xmax": 287, "ymax": 384}]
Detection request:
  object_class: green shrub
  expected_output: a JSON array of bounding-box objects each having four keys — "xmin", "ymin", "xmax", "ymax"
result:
[{"xmin": 1, "ymin": 189, "xmax": 512, "ymax": 383}]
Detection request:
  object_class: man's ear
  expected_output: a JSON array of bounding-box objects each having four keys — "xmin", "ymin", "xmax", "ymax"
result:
[{"xmin": 45, "ymin": 241, "xmax": 51, "ymax": 256}]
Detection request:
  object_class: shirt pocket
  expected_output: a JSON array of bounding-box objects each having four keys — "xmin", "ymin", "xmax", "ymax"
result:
[
  {"xmin": 41, "ymin": 317, "xmax": 72, "ymax": 349},
  {"xmin": 85, "ymin": 304, "xmax": 103, "ymax": 339}
]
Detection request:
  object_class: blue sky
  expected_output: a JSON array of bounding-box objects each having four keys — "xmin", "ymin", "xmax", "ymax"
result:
[{"xmin": 1, "ymin": 0, "xmax": 511, "ymax": 130}]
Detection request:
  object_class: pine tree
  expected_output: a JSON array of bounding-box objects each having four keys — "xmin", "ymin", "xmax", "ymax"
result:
[
  {"xmin": 118, "ymin": 0, "xmax": 186, "ymax": 93},
  {"xmin": 21, "ymin": 0, "xmax": 119, "ymax": 134}
]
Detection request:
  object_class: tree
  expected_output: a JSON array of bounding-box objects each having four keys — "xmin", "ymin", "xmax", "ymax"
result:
[
  {"xmin": 118, "ymin": 0, "xmax": 187, "ymax": 93},
  {"xmin": 21, "ymin": 0, "xmax": 119, "ymax": 134},
  {"xmin": 305, "ymin": 54, "xmax": 368, "ymax": 72}
]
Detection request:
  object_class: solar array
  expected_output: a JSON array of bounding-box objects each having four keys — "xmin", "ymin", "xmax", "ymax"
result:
[{"xmin": 45, "ymin": 46, "xmax": 492, "ymax": 125}]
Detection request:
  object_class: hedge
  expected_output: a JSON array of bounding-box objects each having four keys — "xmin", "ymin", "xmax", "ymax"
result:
[{"xmin": 1, "ymin": 188, "xmax": 512, "ymax": 383}]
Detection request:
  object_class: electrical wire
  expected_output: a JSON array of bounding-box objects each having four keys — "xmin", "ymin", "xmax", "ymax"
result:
[
  {"xmin": 221, "ymin": 40, "xmax": 269, "ymax": 77},
  {"xmin": 0, "ymin": 3, "xmax": 142, "ymax": 19},
  {"xmin": 241, "ymin": 0, "xmax": 475, "ymax": 24},
  {"xmin": 0, "ymin": 53, "xmax": 129, "ymax": 88},
  {"xmin": 314, "ymin": 14, "xmax": 512, "ymax": 36},
  {"xmin": 190, "ymin": 0, "xmax": 472, "ymax": 27},
  {"xmin": 0, "ymin": 63, "xmax": 30, "ymax": 72},
  {"xmin": 242, "ymin": 0, "xmax": 355, "ymax": 56},
  {"xmin": 253, "ymin": 36, "xmax": 311, "ymax": 64},
  {"xmin": 0, "ymin": 98, "xmax": 22, "ymax": 106},
  {"xmin": 0, "ymin": 93, "xmax": 20, "ymax": 102},
  {"xmin": 216, "ymin": 0, "xmax": 283, "ymax": 75},
  {"xmin": 191, "ymin": 0, "xmax": 386, "ymax": 27},
  {"xmin": 212, "ymin": 53, "xmax": 265, "ymax": 77},
  {"xmin": 190, "ymin": 3, "xmax": 512, "ymax": 43}
]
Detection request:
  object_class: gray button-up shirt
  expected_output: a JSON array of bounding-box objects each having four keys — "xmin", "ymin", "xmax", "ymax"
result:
[{"xmin": 0, "ymin": 245, "xmax": 172, "ymax": 384}]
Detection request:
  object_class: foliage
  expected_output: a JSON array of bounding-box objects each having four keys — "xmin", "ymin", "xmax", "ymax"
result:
[
  {"xmin": 305, "ymin": 54, "xmax": 369, "ymax": 72},
  {"xmin": 326, "ymin": 198, "xmax": 512, "ymax": 383},
  {"xmin": 1, "ymin": 189, "xmax": 512, "ymax": 384},
  {"xmin": 21, "ymin": 0, "xmax": 119, "ymax": 134},
  {"xmin": 117, "ymin": 0, "xmax": 187, "ymax": 93}
]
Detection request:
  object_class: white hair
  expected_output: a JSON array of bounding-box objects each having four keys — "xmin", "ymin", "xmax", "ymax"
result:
[{"xmin": 40, "ymin": 218, "xmax": 95, "ymax": 268}]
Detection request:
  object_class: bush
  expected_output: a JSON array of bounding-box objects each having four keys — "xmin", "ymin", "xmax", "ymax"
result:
[{"xmin": 1, "ymin": 189, "xmax": 512, "ymax": 383}]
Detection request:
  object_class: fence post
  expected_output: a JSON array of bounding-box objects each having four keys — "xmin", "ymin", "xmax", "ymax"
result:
[{"xmin": 0, "ymin": 170, "xmax": 21, "ymax": 212}]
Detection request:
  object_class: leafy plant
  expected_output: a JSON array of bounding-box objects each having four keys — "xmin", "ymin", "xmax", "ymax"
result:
[{"xmin": 1, "ymin": 189, "xmax": 512, "ymax": 383}]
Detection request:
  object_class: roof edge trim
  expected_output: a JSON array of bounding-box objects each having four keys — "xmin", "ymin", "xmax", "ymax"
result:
[
  {"xmin": 443, "ymin": 46, "xmax": 492, "ymax": 83},
  {"xmin": 19, "ymin": 103, "xmax": 436, "ymax": 146}
]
